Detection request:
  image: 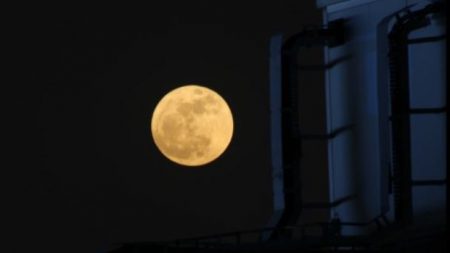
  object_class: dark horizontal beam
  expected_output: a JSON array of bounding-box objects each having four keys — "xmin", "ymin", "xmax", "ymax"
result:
[
  {"xmin": 303, "ymin": 195, "xmax": 355, "ymax": 209},
  {"xmin": 301, "ymin": 124, "xmax": 354, "ymax": 140},
  {"xmin": 297, "ymin": 55, "xmax": 352, "ymax": 71},
  {"xmin": 409, "ymin": 107, "xmax": 447, "ymax": 114},
  {"xmin": 389, "ymin": 106, "xmax": 447, "ymax": 120},
  {"xmin": 407, "ymin": 34, "xmax": 446, "ymax": 44},
  {"xmin": 412, "ymin": 179, "xmax": 447, "ymax": 186}
]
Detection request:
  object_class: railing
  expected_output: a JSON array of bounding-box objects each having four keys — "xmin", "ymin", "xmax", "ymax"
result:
[
  {"xmin": 134, "ymin": 214, "xmax": 390, "ymax": 250},
  {"xmin": 108, "ymin": 213, "xmax": 448, "ymax": 252}
]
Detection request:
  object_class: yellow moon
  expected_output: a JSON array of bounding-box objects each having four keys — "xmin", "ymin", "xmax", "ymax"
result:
[{"xmin": 151, "ymin": 85, "xmax": 233, "ymax": 166}]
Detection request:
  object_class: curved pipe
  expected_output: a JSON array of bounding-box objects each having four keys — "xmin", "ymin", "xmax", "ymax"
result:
[
  {"xmin": 268, "ymin": 19, "xmax": 347, "ymax": 240},
  {"xmin": 387, "ymin": 1, "xmax": 444, "ymax": 226}
]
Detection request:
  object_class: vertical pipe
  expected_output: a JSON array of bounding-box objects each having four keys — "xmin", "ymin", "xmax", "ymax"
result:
[{"xmin": 388, "ymin": 25, "xmax": 413, "ymax": 226}]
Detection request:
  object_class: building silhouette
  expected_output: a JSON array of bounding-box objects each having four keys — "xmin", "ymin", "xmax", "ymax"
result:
[{"xmin": 106, "ymin": 0, "xmax": 447, "ymax": 251}]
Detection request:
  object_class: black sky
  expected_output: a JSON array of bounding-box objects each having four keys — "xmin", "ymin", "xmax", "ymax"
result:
[{"xmin": 9, "ymin": 2, "xmax": 322, "ymax": 252}]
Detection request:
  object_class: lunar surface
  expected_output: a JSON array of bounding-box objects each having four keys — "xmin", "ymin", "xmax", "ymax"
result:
[{"xmin": 151, "ymin": 85, "xmax": 234, "ymax": 166}]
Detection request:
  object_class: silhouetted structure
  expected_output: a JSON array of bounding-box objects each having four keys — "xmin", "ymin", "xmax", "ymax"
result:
[{"xmin": 106, "ymin": 0, "xmax": 447, "ymax": 252}]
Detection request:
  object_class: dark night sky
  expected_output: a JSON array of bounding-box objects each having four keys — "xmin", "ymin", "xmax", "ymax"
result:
[{"xmin": 8, "ymin": 2, "xmax": 322, "ymax": 252}]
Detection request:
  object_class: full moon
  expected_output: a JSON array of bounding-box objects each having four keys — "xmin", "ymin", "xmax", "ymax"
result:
[{"xmin": 151, "ymin": 85, "xmax": 234, "ymax": 166}]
